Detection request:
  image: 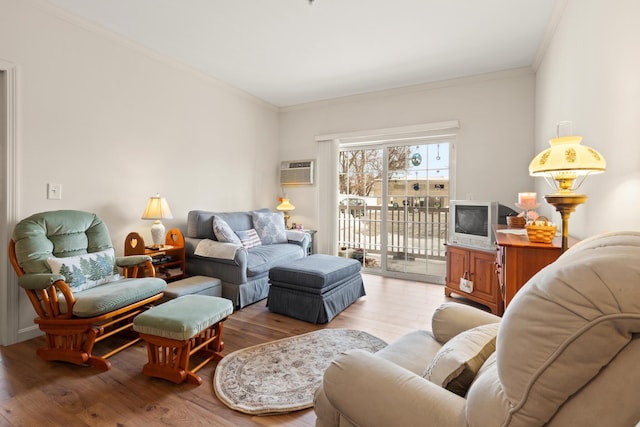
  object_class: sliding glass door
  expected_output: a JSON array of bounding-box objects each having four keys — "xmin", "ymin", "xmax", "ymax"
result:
[{"xmin": 338, "ymin": 141, "xmax": 450, "ymax": 283}]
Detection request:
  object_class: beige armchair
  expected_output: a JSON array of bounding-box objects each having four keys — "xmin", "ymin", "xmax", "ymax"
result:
[{"xmin": 315, "ymin": 231, "xmax": 640, "ymax": 426}]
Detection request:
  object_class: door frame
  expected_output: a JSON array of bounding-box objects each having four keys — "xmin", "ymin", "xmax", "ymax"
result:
[
  {"xmin": 1, "ymin": 59, "xmax": 19, "ymax": 345},
  {"xmin": 339, "ymin": 141, "xmax": 452, "ymax": 283},
  {"xmin": 317, "ymin": 121, "xmax": 459, "ymax": 269}
]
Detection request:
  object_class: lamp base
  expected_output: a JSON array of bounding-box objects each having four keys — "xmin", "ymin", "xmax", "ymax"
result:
[
  {"xmin": 544, "ymin": 194, "xmax": 587, "ymax": 253},
  {"xmin": 150, "ymin": 220, "xmax": 166, "ymax": 248}
]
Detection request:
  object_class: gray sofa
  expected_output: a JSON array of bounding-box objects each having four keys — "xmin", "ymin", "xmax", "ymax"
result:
[{"xmin": 185, "ymin": 209, "xmax": 310, "ymax": 308}]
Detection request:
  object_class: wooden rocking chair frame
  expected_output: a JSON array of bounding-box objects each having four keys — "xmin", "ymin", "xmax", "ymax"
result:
[{"xmin": 9, "ymin": 239, "xmax": 163, "ymax": 370}]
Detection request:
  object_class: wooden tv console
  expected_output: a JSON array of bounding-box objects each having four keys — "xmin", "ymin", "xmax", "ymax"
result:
[
  {"xmin": 445, "ymin": 243, "xmax": 503, "ymax": 315},
  {"xmin": 445, "ymin": 225, "xmax": 576, "ymax": 316}
]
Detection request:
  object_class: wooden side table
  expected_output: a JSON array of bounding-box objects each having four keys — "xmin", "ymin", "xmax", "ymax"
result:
[
  {"xmin": 124, "ymin": 228, "xmax": 185, "ymax": 282},
  {"xmin": 494, "ymin": 225, "xmax": 577, "ymax": 309}
]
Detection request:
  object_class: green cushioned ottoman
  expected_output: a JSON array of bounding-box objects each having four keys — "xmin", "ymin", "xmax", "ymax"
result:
[{"xmin": 133, "ymin": 294, "xmax": 233, "ymax": 385}]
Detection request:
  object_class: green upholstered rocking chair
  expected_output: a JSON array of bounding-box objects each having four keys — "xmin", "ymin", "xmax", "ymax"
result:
[{"xmin": 9, "ymin": 210, "xmax": 167, "ymax": 370}]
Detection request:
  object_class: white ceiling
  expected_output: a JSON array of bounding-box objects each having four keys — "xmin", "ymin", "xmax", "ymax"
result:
[{"xmin": 46, "ymin": 0, "xmax": 558, "ymax": 107}]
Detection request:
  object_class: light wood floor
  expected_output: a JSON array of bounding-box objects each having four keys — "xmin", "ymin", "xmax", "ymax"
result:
[{"xmin": 0, "ymin": 275, "xmax": 483, "ymax": 427}]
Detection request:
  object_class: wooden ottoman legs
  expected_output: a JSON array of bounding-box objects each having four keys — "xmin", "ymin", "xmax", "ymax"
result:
[{"xmin": 139, "ymin": 319, "xmax": 226, "ymax": 385}]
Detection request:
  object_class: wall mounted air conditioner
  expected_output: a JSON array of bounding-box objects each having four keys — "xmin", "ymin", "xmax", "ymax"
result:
[{"xmin": 280, "ymin": 159, "xmax": 314, "ymax": 185}]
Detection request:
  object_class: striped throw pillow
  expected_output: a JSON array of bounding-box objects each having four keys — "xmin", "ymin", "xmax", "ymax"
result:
[{"xmin": 236, "ymin": 229, "xmax": 262, "ymax": 249}]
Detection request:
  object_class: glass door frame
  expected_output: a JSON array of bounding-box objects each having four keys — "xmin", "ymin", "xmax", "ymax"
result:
[{"xmin": 338, "ymin": 138, "xmax": 454, "ymax": 284}]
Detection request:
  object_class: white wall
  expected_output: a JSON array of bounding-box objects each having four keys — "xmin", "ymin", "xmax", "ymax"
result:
[
  {"xmin": 535, "ymin": 0, "xmax": 640, "ymax": 238},
  {"xmin": 279, "ymin": 69, "xmax": 537, "ymax": 253},
  {"xmin": 0, "ymin": 0, "xmax": 280, "ymax": 343}
]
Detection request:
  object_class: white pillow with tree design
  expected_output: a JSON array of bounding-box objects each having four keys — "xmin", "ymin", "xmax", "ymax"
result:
[{"xmin": 47, "ymin": 248, "xmax": 120, "ymax": 292}]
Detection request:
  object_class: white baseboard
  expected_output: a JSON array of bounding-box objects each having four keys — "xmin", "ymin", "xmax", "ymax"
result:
[{"xmin": 17, "ymin": 325, "xmax": 43, "ymax": 343}]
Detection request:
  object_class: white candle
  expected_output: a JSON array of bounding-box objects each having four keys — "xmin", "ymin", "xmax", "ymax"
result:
[{"xmin": 518, "ymin": 192, "xmax": 537, "ymax": 205}]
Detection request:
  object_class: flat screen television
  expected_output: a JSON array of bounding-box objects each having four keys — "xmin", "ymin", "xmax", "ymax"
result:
[{"xmin": 448, "ymin": 200, "xmax": 516, "ymax": 250}]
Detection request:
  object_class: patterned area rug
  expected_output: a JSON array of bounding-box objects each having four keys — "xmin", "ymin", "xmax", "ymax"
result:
[{"xmin": 213, "ymin": 328, "xmax": 387, "ymax": 415}]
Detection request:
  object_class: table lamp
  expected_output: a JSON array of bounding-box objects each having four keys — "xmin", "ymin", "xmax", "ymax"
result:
[
  {"xmin": 276, "ymin": 198, "xmax": 295, "ymax": 229},
  {"xmin": 141, "ymin": 194, "xmax": 173, "ymax": 248},
  {"xmin": 529, "ymin": 135, "xmax": 606, "ymax": 252}
]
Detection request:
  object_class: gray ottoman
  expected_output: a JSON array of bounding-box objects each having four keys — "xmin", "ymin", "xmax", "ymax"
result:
[{"xmin": 267, "ymin": 254, "xmax": 365, "ymax": 323}]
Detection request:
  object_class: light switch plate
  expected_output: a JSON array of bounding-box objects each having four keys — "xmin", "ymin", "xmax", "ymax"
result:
[{"xmin": 47, "ymin": 183, "xmax": 62, "ymax": 200}]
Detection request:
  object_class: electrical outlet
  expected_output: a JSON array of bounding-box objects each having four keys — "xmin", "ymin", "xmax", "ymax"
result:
[{"xmin": 47, "ymin": 183, "xmax": 62, "ymax": 200}]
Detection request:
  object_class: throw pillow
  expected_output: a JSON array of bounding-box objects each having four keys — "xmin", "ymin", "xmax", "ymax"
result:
[
  {"xmin": 46, "ymin": 248, "xmax": 120, "ymax": 292},
  {"xmin": 236, "ymin": 229, "xmax": 262, "ymax": 249},
  {"xmin": 423, "ymin": 322, "xmax": 499, "ymax": 397},
  {"xmin": 213, "ymin": 216, "xmax": 241, "ymax": 244},
  {"xmin": 251, "ymin": 211, "xmax": 287, "ymax": 245}
]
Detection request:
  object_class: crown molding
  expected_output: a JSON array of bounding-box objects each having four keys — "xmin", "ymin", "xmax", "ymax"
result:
[
  {"xmin": 280, "ymin": 67, "xmax": 534, "ymax": 113},
  {"xmin": 532, "ymin": 0, "xmax": 569, "ymax": 70}
]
